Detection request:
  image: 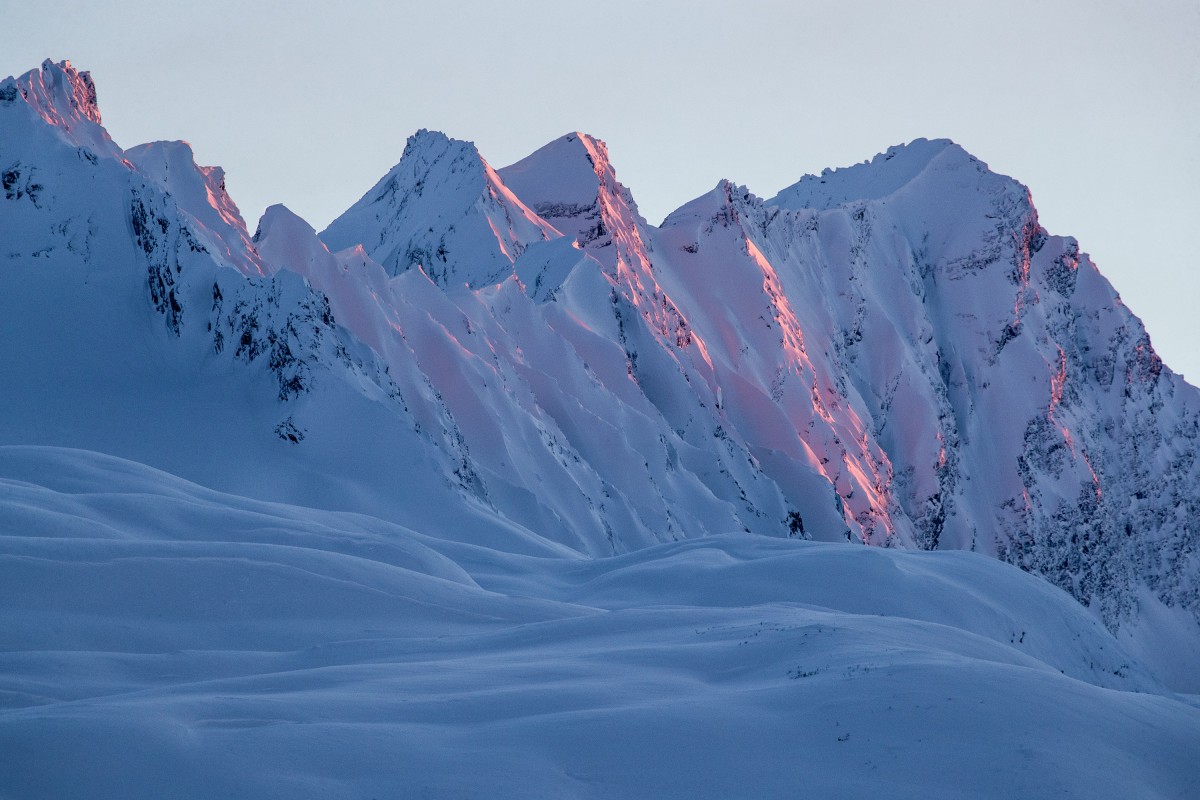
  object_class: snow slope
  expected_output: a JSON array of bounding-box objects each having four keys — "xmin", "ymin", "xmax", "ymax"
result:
[
  {"xmin": 2, "ymin": 446, "xmax": 1196, "ymax": 799},
  {"xmin": 3, "ymin": 59, "xmax": 1200, "ymax": 795}
]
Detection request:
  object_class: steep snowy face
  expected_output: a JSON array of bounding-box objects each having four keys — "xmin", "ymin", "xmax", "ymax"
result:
[
  {"xmin": 258, "ymin": 202, "xmax": 809, "ymax": 555},
  {"xmin": 125, "ymin": 140, "xmax": 267, "ymax": 276},
  {"xmin": 499, "ymin": 132, "xmax": 643, "ymax": 260},
  {"xmin": 654, "ymin": 181, "xmax": 909, "ymax": 546},
  {"xmin": 320, "ymin": 130, "xmax": 558, "ymax": 288},
  {"xmin": 499, "ymin": 132, "xmax": 694, "ymax": 349},
  {"xmin": 1, "ymin": 59, "xmax": 117, "ymax": 159},
  {"xmin": 737, "ymin": 140, "xmax": 1043, "ymax": 555},
  {"xmin": 753, "ymin": 141, "xmax": 1200, "ymax": 661}
]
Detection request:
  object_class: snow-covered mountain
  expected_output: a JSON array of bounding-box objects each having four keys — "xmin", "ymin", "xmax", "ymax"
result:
[
  {"xmin": 320, "ymin": 129, "xmax": 558, "ymax": 288},
  {"xmin": 2, "ymin": 60, "xmax": 1198, "ymax": 797}
]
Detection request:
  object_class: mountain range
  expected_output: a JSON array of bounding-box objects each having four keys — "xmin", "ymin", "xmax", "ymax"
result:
[{"xmin": 2, "ymin": 59, "xmax": 1198, "ymax": 797}]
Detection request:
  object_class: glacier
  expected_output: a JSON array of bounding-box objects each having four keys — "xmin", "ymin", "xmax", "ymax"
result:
[{"xmin": 1, "ymin": 59, "xmax": 1198, "ymax": 797}]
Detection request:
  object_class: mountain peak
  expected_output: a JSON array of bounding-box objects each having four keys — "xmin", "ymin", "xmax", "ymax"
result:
[
  {"xmin": 252, "ymin": 203, "xmax": 338, "ymax": 281},
  {"xmin": 34, "ymin": 59, "xmax": 102, "ymax": 126},
  {"xmin": 254, "ymin": 202, "xmax": 316, "ymax": 242},
  {"xmin": 401, "ymin": 128, "xmax": 486, "ymax": 177},
  {"xmin": 660, "ymin": 179, "xmax": 759, "ymax": 231},
  {"xmin": 498, "ymin": 130, "xmax": 651, "ymax": 262},
  {"xmin": 769, "ymin": 137, "xmax": 982, "ymax": 210},
  {"xmin": 320, "ymin": 129, "xmax": 557, "ymax": 288},
  {"xmin": 499, "ymin": 132, "xmax": 612, "ymax": 210},
  {"xmin": 2, "ymin": 59, "xmax": 116, "ymax": 157}
]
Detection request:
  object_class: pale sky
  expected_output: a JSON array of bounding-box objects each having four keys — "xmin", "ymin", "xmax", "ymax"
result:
[{"xmin": 5, "ymin": 0, "xmax": 1198, "ymax": 380}]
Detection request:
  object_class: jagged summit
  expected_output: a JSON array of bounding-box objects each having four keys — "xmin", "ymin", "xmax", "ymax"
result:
[
  {"xmin": 769, "ymin": 137, "xmax": 987, "ymax": 210},
  {"xmin": 0, "ymin": 60, "xmax": 265, "ymax": 279},
  {"xmin": 319, "ymin": 129, "xmax": 557, "ymax": 288},
  {"xmin": 660, "ymin": 179, "xmax": 761, "ymax": 230},
  {"xmin": 1, "ymin": 59, "xmax": 116, "ymax": 158},
  {"xmin": 16, "ymin": 59, "xmax": 103, "ymax": 127}
]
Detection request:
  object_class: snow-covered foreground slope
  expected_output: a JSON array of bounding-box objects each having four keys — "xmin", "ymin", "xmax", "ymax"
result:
[{"xmin": 3, "ymin": 446, "xmax": 1197, "ymax": 799}]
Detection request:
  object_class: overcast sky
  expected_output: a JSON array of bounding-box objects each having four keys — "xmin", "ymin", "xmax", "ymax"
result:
[{"xmin": 5, "ymin": 0, "xmax": 1197, "ymax": 380}]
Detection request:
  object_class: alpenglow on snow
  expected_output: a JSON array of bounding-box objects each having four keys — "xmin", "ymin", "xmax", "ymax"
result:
[{"xmin": 2, "ymin": 60, "xmax": 1198, "ymax": 798}]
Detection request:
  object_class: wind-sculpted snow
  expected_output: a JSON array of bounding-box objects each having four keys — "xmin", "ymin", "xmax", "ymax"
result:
[
  {"xmin": 2, "ymin": 57, "xmax": 1200, "ymax": 795},
  {"xmin": 2, "ymin": 447, "xmax": 1197, "ymax": 799}
]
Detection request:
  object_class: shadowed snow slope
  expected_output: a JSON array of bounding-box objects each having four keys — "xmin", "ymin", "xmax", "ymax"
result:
[
  {"xmin": 3, "ymin": 59, "xmax": 1200, "ymax": 796},
  {"xmin": 2, "ymin": 446, "xmax": 1197, "ymax": 799}
]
